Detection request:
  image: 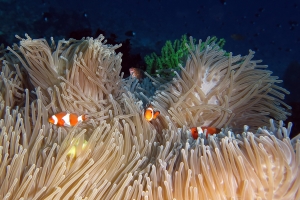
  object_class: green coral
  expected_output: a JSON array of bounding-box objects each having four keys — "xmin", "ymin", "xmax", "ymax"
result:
[{"xmin": 144, "ymin": 35, "xmax": 226, "ymax": 79}]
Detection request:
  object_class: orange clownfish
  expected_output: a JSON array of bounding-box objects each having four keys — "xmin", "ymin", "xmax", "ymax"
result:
[
  {"xmin": 49, "ymin": 112, "xmax": 87, "ymax": 127},
  {"xmin": 144, "ymin": 105, "xmax": 160, "ymax": 121},
  {"xmin": 190, "ymin": 126, "xmax": 220, "ymax": 139},
  {"xmin": 129, "ymin": 67, "xmax": 144, "ymax": 81}
]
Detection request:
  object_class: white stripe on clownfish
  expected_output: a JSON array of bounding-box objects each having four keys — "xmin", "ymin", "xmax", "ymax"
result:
[{"xmin": 49, "ymin": 112, "xmax": 87, "ymax": 127}]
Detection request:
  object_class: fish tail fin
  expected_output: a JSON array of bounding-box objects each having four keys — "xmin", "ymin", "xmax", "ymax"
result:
[
  {"xmin": 82, "ymin": 114, "xmax": 88, "ymax": 121},
  {"xmin": 153, "ymin": 111, "xmax": 160, "ymax": 119}
]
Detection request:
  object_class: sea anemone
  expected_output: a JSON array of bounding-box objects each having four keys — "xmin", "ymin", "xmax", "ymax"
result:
[{"xmin": 0, "ymin": 34, "xmax": 299, "ymax": 199}]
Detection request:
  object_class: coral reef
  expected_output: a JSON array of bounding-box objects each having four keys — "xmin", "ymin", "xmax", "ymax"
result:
[
  {"xmin": 0, "ymin": 34, "xmax": 299, "ymax": 199},
  {"xmin": 144, "ymin": 35, "xmax": 225, "ymax": 79}
]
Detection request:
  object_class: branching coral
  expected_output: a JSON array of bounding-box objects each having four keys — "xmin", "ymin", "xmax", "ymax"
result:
[
  {"xmin": 0, "ymin": 34, "xmax": 299, "ymax": 200},
  {"xmin": 144, "ymin": 35, "xmax": 225, "ymax": 79}
]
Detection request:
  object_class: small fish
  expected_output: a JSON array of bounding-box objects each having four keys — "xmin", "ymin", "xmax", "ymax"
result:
[
  {"xmin": 190, "ymin": 126, "xmax": 220, "ymax": 139},
  {"xmin": 49, "ymin": 112, "xmax": 87, "ymax": 127},
  {"xmin": 129, "ymin": 67, "xmax": 144, "ymax": 80},
  {"xmin": 144, "ymin": 105, "xmax": 160, "ymax": 121}
]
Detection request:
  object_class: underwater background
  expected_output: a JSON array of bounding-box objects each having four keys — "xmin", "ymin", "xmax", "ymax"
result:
[{"xmin": 0, "ymin": 0, "xmax": 299, "ymax": 136}]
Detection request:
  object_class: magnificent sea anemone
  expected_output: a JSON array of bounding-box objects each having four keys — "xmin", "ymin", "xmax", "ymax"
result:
[{"xmin": 0, "ymin": 34, "xmax": 299, "ymax": 199}]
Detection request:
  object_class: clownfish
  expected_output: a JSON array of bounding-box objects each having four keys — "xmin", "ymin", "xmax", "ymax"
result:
[
  {"xmin": 129, "ymin": 67, "xmax": 144, "ymax": 81},
  {"xmin": 49, "ymin": 112, "xmax": 87, "ymax": 127},
  {"xmin": 144, "ymin": 105, "xmax": 160, "ymax": 121},
  {"xmin": 190, "ymin": 126, "xmax": 220, "ymax": 139}
]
